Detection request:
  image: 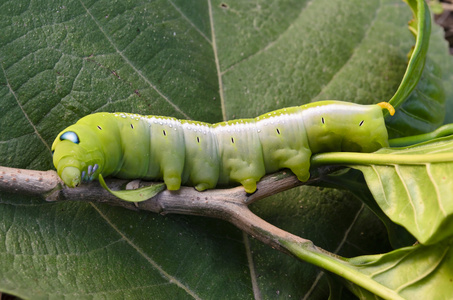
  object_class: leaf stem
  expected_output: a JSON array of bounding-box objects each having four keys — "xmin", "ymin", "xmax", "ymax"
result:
[
  {"xmin": 388, "ymin": 124, "xmax": 453, "ymax": 147},
  {"xmin": 311, "ymin": 151, "xmax": 453, "ymax": 167}
]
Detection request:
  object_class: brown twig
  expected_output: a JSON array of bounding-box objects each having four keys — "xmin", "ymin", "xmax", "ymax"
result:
[{"xmin": 0, "ymin": 165, "xmax": 337, "ymax": 253}]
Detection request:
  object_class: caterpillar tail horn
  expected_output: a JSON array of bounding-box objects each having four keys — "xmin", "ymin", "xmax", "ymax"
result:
[
  {"xmin": 98, "ymin": 174, "xmax": 166, "ymax": 202},
  {"xmin": 377, "ymin": 102, "xmax": 395, "ymax": 116}
]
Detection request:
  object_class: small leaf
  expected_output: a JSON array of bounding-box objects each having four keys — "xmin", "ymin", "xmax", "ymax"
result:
[{"xmin": 98, "ymin": 174, "xmax": 165, "ymax": 202}]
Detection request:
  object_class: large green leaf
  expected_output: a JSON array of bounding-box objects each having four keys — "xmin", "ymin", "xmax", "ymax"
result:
[{"xmin": 0, "ymin": 0, "xmax": 452, "ymax": 299}]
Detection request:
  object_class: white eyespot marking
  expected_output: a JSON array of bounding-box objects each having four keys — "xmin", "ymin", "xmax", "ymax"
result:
[{"xmin": 60, "ymin": 131, "xmax": 80, "ymax": 144}]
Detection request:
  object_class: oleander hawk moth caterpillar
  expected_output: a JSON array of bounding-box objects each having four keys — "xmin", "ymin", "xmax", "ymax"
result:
[{"xmin": 52, "ymin": 100, "xmax": 395, "ymax": 201}]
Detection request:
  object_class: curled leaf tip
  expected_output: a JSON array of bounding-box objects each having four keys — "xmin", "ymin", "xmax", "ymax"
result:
[{"xmin": 377, "ymin": 102, "xmax": 395, "ymax": 116}]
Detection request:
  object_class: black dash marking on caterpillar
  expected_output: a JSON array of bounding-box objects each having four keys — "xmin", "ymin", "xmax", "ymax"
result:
[
  {"xmin": 163, "ymin": 130, "xmax": 167, "ymax": 136},
  {"xmin": 276, "ymin": 128, "xmax": 281, "ymax": 135},
  {"xmin": 97, "ymin": 125, "xmax": 102, "ymax": 130},
  {"xmin": 359, "ymin": 120, "xmax": 364, "ymax": 126},
  {"xmin": 321, "ymin": 117, "xmax": 325, "ymax": 124},
  {"xmin": 197, "ymin": 137, "xmax": 200, "ymax": 143},
  {"xmin": 231, "ymin": 137, "xmax": 235, "ymax": 144},
  {"xmin": 130, "ymin": 124, "xmax": 134, "ymax": 129}
]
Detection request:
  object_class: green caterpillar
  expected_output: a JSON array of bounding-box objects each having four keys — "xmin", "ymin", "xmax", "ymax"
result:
[{"xmin": 52, "ymin": 101, "xmax": 394, "ymax": 197}]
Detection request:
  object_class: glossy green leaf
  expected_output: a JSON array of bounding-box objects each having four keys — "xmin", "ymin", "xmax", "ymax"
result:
[
  {"xmin": 0, "ymin": 0, "xmax": 452, "ymax": 299},
  {"xmin": 354, "ymin": 137, "xmax": 453, "ymax": 245},
  {"xmin": 312, "ymin": 135, "xmax": 453, "ymax": 245}
]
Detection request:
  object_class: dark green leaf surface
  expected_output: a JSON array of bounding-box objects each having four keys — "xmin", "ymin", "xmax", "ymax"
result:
[{"xmin": 1, "ymin": 0, "xmax": 452, "ymax": 299}]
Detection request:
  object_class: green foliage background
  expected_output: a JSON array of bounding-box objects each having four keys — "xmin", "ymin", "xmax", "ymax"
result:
[{"xmin": 0, "ymin": 0, "xmax": 452, "ymax": 299}]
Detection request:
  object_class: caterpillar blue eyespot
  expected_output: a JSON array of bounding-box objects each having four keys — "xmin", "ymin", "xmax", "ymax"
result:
[
  {"xmin": 60, "ymin": 131, "xmax": 80, "ymax": 144},
  {"xmin": 51, "ymin": 101, "xmax": 394, "ymax": 197}
]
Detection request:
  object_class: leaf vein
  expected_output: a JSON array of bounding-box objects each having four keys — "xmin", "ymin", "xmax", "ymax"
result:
[
  {"xmin": 371, "ymin": 165, "xmax": 390, "ymax": 207},
  {"xmin": 334, "ymin": 204, "xmax": 365, "ymax": 254},
  {"xmin": 244, "ymin": 232, "xmax": 261, "ymax": 299},
  {"xmin": 221, "ymin": 0, "xmax": 315, "ymax": 75},
  {"xmin": 314, "ymin": 0, "xmax": 382, "ymax": 99},
  {"xmin": 91, "ymin": 204, "xmax": 201, "ymax": 299},
  {"xmin": 77, "ymin": 0, "xmax": 190, "ymax": 119},
  {"xmin": 369, "ymin": 250, "xmax": 412, "ymax": 277},
  {"xmin": 167, "ymin": 0, "xmax": 212, "ymax": 44},
  {"xmin": 426, "ymin": 163, "xmax": 446, "ymax": 217},
  {"xmin": 207, "ymin": 0, "xmax": 226, "ymax": 121},
  {"xmin": 0, "ymin": 61, "xmax": 51, "ymax": 153},
  {"xmin": 395, "ymin": 165, "xmax": 421, "ymax": 234},
  {"xmin": 396, "ymin": 245, "xmax": 450, "ymax": 293}
]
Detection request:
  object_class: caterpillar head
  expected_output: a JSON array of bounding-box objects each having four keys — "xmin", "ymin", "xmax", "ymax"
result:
[{"xmin": 52, "ymin": 124, "xmax": 106, "ymax": 187}]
